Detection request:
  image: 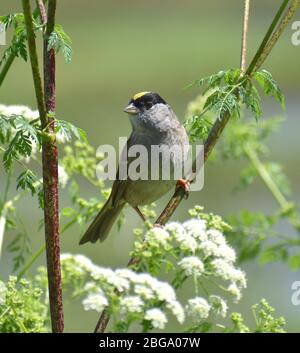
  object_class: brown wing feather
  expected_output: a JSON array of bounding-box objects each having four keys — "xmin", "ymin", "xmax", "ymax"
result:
[
  {"xmin": 110, "ymin": 134, "xmax": 134, "ymax": 206},
  {"xmin": 79, "ymin": 136, "xmax": 133, "ymax": 244}
]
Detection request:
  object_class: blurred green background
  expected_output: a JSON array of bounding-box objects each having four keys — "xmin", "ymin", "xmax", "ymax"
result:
[{"xmin": 1, "ymin": 0, "xmax": 300, "ymax": 332}]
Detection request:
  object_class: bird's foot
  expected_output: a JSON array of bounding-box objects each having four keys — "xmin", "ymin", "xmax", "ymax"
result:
[{"xmin": 176, "ymin": 179, "xmax": 190, "ymax": 199}]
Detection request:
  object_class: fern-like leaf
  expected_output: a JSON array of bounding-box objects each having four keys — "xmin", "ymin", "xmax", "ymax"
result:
[
  {"xmin": 0, "ymin": 115, "xmax": 12, "ymax": 143},
  {"xmin": 47, "ymin": 24, "xmax": 72, "ymax": 63},
  {"xmin": 254, "ymin": 70, "xmax": 285, "ymax": 110},
  {"xmin": 16, "ymin": 169, "xmax": 39, "ymax": 195},
  {"xmin": 55, "ymin": 119, "xmax": 87, "ymax": 142},
  {"xmin": 239, "ymin": 83, "xmax": 262, "ymax": 120},
  {"xmin": 3, "ymin": 131, "xmax": 35, "ymax": 171}
]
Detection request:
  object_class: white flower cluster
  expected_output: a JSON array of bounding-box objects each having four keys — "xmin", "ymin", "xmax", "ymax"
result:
[
  {"xmin": 178, "ymin": 256, "xmax": 204, "ymax": 277},
  {"xmin": 0, "ymin": 104, "xmax": 39, "ymax": 121},
  {"xmin": 142, "ymin": 218, "xmax": 246, "ymax": 302},
  {"xmin": 165, "ymin": 220, "xmax": 236, "ymax": 262},
  {"xmin": 120, "ymin": 296, "xmax": 144, "ymax": 314},
  {"xmin": 209, "ymin": 295, "xmax": 228, "ymax": 318},
  {"xmin": 61, "ymin": 213, "xmax": 246, "ymax": 330},
  {"xmin": 60, "ymin": 254, "xmax": 185, "ymax": 330},
  {"xmin": 145, "ymin": 227, "xmax": 170, "ymax": 248},
  {"xmin": 58, "ymin": 164, "xmax": 69, "ymax": 189},
  {"xmin": 186, "ymin": 297, "xmax": 210, "ymax": 321},
  {"xmin": 82, "ymin": 290, "xmax": 108, "ymax": 312},
  {"xmin": 144, "ymin": 308, "xmax": 167, "ymax": 329},
  {"xmin": 186, "ymin": 295, "xmax": 228, "ymax": 322}
]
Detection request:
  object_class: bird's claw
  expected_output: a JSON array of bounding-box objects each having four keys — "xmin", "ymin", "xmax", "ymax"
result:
[{"xmin": 176, "ymin": 179, "xmax": 190, "ymax": 199}]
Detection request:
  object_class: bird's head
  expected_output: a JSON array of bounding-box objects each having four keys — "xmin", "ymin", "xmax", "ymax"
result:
[{"xmin": 124, "ymin": 91, "xmax": 167, "ymax": 116}]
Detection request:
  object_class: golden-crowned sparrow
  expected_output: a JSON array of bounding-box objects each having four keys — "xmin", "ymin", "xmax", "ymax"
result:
[{"xmin": 79, "ymin": 92, "xmax": 189, "ymax": 244}]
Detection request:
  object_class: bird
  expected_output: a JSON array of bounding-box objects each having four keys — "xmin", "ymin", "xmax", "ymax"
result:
[{"xmin": 79, "ymin": 91, "xmax": 190, "ymax": 245}]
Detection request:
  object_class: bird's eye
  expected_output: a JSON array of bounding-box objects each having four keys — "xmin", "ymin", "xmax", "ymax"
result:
[{"xmin": 144, "ymin": 101, "xmax": 152, "ymax": 110}]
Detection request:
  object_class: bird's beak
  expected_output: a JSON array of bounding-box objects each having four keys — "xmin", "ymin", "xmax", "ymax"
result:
[{"xmin": 124, "ymin": 103, "xmax": 138, "ymax": 115}]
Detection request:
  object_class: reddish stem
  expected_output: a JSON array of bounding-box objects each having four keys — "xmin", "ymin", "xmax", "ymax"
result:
[{"xmin": 38, "ymin": 0, "xmax": 64, "ymax": 333}]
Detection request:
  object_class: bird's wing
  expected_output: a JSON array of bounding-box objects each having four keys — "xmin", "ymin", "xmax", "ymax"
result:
[{"xmin": 110, "ymin": 134, "xmax": 134, "ymax": 207}]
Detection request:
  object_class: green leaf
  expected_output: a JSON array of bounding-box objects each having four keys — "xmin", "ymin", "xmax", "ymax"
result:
[
  {"xmin": 238, "ymin": 164, "xmax": 257, "ymax": 189},
  {"xmin": 7, "ymin": 232, "xmax": 32, "ymax": 273},
  {"xmin": 239, "ymin": 83, "xmax": 262, "ymax": 119},
  {"xmin": 254, "ymin": 69, "xmax": 285, "ymax": 110},
  {"xmin": 184, "ymin": 115, "xmax": 212, "ymax": 142},
  {"xmin": 288, "ymin": 253, "xmax": 300, "ymax": 270},
  {"xmin": 3, "ymin": 131, "xmax": 21, "ymax": 170},
  {"xmin": 0, "ymin": 42, "xmax": 15, "ymax": 68},
  {"xmin": 14, "ymin": 115, "xmax": 39, "ymax": 143},
  {"xmin": 0, "ymin": 14, "xmax": 15, "ymax": 29},
  {"xmin": 70, "ymin": 125, "xmax": 87, "ymax": 143},
  {"xmin": 47, "ymin": 24, "xmax": 72, "ymax": 63},
  {"xmin": 62, "ymin": 207, "xmax": 75, "ymax": 216},
  {"xmin": 189, "ymin": 69, "xmax": 243, "ymax": 92},
  {"xmin": 1, "ymin": 114, "xmax": 41, "ymax": 170},
  {"xmin": 16, "ymin": 38, "xmax": 28, "ymax": 62},
  {"xmin": 187, "ymin": 70, "xmax": 226, "ymax": 92},
  {"xmin": 259, "ymin": 244, "xmax": 288, "ymax": 265},
  {"xmin": 3, "ymin": 131, "xmax": 33, "ymax": 171},
  {"xmin": 14, "ymin": 132, "xmax": 32, "ymax": 156},
  {"xmin": 37, "ymin": 188, "xmax": 44, "ymax": 210},
  {"xmin": 204, "ymin": 89, "xmax": 240, "ymax": 118},
  {"xmin": 224, "ymin": 68, "xmax": 242, "ymax": 85},
  {"xmin": 47, "ymin": 31, "xmax": 59, "ymax": 51},
  {"xmin": 16, "ymin": 169, "xmax": 39, "ymax": 195},
  {"xmin": 226, "ymin": 210, "xmax": 276, "ymax": 263},
  {"xmin": 0, "ymin": 36, "xmax": 28, "ymax": 69},
  {"xmin": 55, "ymin": 120, "xmax": 72, "ymax": 141},
  {"xmin": 55, "ymin": 119, "xmax": 87, "ymax": 142},
  {"xmin": 0, "ymin": 115, "xmax": 12, "ymax": 143}
]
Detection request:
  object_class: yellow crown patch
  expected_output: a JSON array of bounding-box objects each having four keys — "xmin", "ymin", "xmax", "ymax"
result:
[{"xmin": 133, "ymin": 91, "xmax": 150, "ymax": 101}]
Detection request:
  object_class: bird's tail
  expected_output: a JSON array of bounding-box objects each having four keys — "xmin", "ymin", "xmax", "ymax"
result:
[{"xmin": 79, "ymin": 197, "xmax": 125, "ymax": 245}]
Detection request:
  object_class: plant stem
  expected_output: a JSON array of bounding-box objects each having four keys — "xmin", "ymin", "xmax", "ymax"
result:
[
  {"xmin": 253, "ymin": 0, "xmax": 300, "ymax": 71},
  {"xmin": 246, "ymin": 0, "xmax": 290, "ymax": 75},
  {"xmin": 94, "ymin": 0, "xmax": 297, "ymax": 333},
  {"xmin": 12, "ymin": 307, "xmax": 29, "ymax": 333},
  {"xmin": 36, "ymin": 0, "xmax": 47, "ymax": 24},
  {"xmin": 244, "ymin": 145, "xmax": 300, "ymax": 232},
  {"xmin": 240, "ymin": 0, "xmax": 251, "ymax": 73},
  {"xmin": 22, "ymin": 0, "xmax": 63, "ymax": 333},
  {"xmin": 0, "ymin": 50, "xmax": 15, "ymax": 87},
  {"xmin": 0, "ymin": 306, "xmax": 10, "ymax": 321},
  {"xmin": 252, "ymin": 306, "xmax": 259, "ymax": 327},
  {"xmin": 94, "ymin": 311, "xmax": 111, "ymax": 333},
  {"xmin": 40, "ymin": 0, "xmax": 64, "ymax": 334},
  {"xmin": 22, "ymin": 0, "xmax": 47, "ymax": 125},
  {"xmin": 245, "ymin": 146, "xmax": 288, "ymax": 208}
]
